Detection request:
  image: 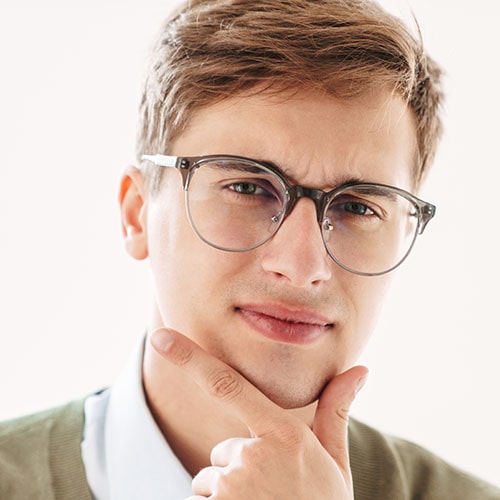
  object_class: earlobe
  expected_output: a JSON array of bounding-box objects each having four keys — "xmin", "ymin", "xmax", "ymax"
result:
[{"xmin": 119, "ymin": 167, "xmax": 149, "ymax": 260}]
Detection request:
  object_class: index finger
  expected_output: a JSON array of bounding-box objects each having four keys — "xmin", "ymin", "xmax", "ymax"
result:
[{"xmin": 150, "ymin": 328, "xmax": 291, "ymax": 436}]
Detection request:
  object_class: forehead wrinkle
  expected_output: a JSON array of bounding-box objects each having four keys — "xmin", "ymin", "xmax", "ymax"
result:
[
  {"xmin": 182, "ymin": 93, "xmax": 364, "ymax": 189},
  {"xmin": 256, "ymin": 151, "xmax": 365, "ymax": 191},
  {"xmin": 249, "ymin": 115, "xmax": 386, "ymax": 190},
  {"xmin": 172, "ymin": 88, "xmax": 415, "ymax": 191}
]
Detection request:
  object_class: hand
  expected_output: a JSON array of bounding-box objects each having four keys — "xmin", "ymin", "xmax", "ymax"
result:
[{"xmin": 151, "ymin": 328, "xmax": 368, "ymax": 500}]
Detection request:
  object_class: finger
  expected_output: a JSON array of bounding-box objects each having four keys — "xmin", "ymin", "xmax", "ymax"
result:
[
  {"xmin": 191, "ymin": 466, "xmax": 221, "ymax": 496},
  {"xmin": 210, "ymin": 437, "xmax": 253, "ymax": 467},
  {"xmin": 312, "ymin": 365, "xmax": 368, "ymax": 475},
  {"xmin": 150, "ymin": 328, "xmax": 289, "ymax": 436}
]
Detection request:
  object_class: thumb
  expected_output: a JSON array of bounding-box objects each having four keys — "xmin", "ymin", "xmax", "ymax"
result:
[{"xmin": 312, "ymin": 365, "xmax": 368, "ymax": 473}]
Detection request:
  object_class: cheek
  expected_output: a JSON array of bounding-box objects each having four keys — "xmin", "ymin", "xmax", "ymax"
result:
[
  {"xmin": 147, "ymin": 195, "xmax": 195, "ymax": 305},
  {"xmin": 147, "ymin": 196, "xmax": 254, "ymax": 328},
  {"xmin": 342, "ymin": 274, "xmax": 393, "ymax": 361}
]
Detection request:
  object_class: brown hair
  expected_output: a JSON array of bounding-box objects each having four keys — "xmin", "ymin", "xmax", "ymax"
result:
[{"xmin": 137, "ymin": 0, "xmax": 443, "ymax": 190}]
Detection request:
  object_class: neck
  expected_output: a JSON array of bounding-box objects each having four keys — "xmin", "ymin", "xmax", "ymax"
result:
[{"xmin": 142, "ymin": 332, "xmax": 317, "ymax": 476}]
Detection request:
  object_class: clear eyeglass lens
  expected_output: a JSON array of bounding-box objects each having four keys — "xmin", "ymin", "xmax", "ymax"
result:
[
  {"xmin": 185, "ymin": 159, "xmax": 419, "ymax": 275},
  {"xmin": 322, "ymin": 185, "xmax": 419, "ymax": 274},
  {"xmin": 186, "ymin": 159, "xmax": 287, "ymax": 251}
]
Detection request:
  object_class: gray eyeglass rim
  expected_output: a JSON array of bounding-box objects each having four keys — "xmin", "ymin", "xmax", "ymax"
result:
[{"xmin": 141, "ymin": 153, "xmax": 436, "ymax": 276}]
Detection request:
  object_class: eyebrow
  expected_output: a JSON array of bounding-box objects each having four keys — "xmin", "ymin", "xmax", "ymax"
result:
[
  {"xmin": 340, "ymin": 184, "xmax": 400, "ymax": 201},
  {"xmin": 210, "ymin": 161, "xmax": 268, "ymax": 175},
  {"xmin": 256, "ymin": 158, "xmax": 362, "ymax": 188},
  {"xmin": 207, "ymin": 155, "xmax": 385, "ymax": 194}
]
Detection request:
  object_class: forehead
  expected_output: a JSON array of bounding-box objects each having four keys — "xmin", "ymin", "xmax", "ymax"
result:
[{"xmin": 170, "ymin": 88, "xmax": 417, "ymax": 190}]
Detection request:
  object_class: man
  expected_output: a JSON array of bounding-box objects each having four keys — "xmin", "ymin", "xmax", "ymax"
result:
[{"xmin": 1, "ymin": 0, "xmax": 498, "ymax": 498}]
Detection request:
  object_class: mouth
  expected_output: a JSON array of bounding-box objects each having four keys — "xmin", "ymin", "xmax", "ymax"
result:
[{"xmin": 236, "ymin": 303, "xmax": 334, "ymax": 345}]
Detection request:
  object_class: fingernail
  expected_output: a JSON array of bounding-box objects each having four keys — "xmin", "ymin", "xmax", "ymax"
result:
[
  {"xmin": 355, "ymin": 375, "xmax": 368, "ymax": 396},
  {"xmin": 150, "ymin": 328, "xmax": 174, "ymax": 353}
]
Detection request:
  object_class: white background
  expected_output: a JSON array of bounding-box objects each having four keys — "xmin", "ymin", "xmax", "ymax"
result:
[{"xmin": 1, "ymin": 0, "xmax": 499, "ymax": 488}]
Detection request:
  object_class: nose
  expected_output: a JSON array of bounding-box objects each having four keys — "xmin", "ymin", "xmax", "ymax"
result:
[{"xmin": 260, "ymin": 198, "xmax": 332, "ymax": 287}]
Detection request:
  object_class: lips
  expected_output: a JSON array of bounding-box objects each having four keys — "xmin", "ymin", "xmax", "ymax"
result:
[{"xmin": 236, "ymin": 303, "xmax": 333, "ymax": 345}]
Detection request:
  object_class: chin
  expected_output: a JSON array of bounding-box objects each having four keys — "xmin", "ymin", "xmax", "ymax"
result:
[
  {"xmin": 267, "ymin": 390, "xmax": 321, "ymax": 410},
  {"xmin": 241, "ymin": 367, "xmax": 327, "ymax": 410},
  {"xmin": 206, "ymin": 339, "xmax": 334, "ymax": 410}
]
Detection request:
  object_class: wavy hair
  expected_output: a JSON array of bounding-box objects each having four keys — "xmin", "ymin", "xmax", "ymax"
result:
[{"xmin": 137, "ymin": 0, "xmax": 443, "ymax": 189}]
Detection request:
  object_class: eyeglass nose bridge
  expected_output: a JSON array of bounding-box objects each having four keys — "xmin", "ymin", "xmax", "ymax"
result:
[{"xmin": 283, "ymin": 185, "xmax": 328, "ymax": 224}]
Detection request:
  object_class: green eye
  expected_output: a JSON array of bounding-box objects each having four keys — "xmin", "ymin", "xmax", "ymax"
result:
[
  {"xmin": 231, "ymin": 182, "xmax": 258, "ymax": 195},
  {"xmin": 344, "ymin": 201, "xmax": 374, "ymax": 215}
]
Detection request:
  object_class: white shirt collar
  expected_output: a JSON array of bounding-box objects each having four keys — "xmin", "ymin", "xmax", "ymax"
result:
[{"xmin": 82, "ymin": 337, "xmax": 193, "ymax": 500}]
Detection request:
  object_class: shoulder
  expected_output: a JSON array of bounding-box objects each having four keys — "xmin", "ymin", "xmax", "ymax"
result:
[
  {"xmin": 348, "ymin": 417, "xmax": 500, "ymax": 500},
  {"xmin": 0, "ymin": 399, "xmax": 92, "ymax": 500},
  {"xmin": 0, "ymin": 399, "xmax": 85, "ymax": 458}
]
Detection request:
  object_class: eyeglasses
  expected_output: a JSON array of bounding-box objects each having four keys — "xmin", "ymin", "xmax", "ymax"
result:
[{"xmin": 141, "ymin": 154, "xmax": 436, "ymax": 276}]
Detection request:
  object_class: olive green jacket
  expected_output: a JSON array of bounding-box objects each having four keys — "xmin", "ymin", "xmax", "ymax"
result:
[{"xmin": 0, "ymin": 399, "xmax": 499, "ymax": 499}]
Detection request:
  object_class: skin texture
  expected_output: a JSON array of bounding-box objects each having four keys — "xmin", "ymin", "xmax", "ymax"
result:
[{"xmin": 119, "ymin": 88, "xmax": 417, "ymax": 498}]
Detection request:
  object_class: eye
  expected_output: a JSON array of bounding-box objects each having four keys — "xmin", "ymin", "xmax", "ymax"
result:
[
  {"xmin": 327, "ymin": 195, "xmax": 384, "ymax": 223},
  {"xmin": 225, "ymin": 178, "xmax": 282, "ymax": 202},
  {"xmin": 343, "ymin": 201, "xmax": 375, "ymax": 216},
  {"xmin": 229, "ymin": 182, "xmax": 261, "ymax": 195}
]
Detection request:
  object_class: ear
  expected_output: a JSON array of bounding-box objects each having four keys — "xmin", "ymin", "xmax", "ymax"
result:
[{"xmin": 119, "ymin": 167, "xmax": 149, "ymax": 260}]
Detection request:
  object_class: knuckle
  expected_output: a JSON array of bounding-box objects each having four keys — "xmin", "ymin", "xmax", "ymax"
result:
[
  {"xmin": 239, "ymin": 438, "xmax": 264, "ymax": 463},
  {"xmin": 192, "ymin": 465, "xmax": 218, "ymax": 490},
  {"xmin": 193, "ymin": 465, "xmax": 213, "ymax": 481},
  {"xmin": 207, "ymin": 368, "xmax": 244, "ymax": 401},
  {"xmin": 168, "ymin": 340, "xmax": 195, "ymax": 367},
  {"xmin": 335, "ymin": 405, "xmax": 350, "ymax": 423},
  {"xmin": 274, "ymin": 423, "xmax": 305, "ymax": 451}
]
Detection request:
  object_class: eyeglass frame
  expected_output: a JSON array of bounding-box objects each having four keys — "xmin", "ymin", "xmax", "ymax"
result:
[{"xmin": 141, "ymin": 153, "xmax": 436, "ymax": 276}]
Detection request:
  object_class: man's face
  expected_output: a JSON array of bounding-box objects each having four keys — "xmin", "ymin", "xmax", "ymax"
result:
[{"xmin": 142, "ymin": 88, "xmax": 416, "ymax": 409}]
